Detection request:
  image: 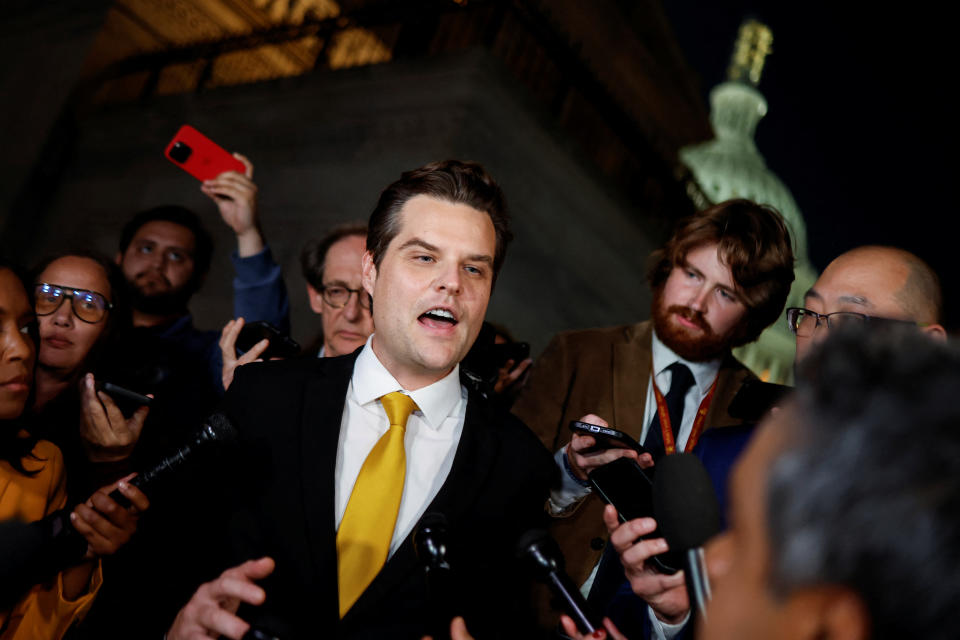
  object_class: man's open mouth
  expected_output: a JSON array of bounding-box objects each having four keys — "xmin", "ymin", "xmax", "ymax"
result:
[{"xmin": 418, "ymin": 307, "xmax": 459, "ymax": 327}]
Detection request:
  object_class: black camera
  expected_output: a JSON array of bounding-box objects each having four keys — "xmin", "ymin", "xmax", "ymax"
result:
[{"xmin": 168, "ymin": 141, "xmax": 193, "ymax": 163}]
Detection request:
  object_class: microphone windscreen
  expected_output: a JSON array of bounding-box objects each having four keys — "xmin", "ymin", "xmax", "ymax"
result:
[
  {"xmin": 652, "ymin": 453, "xmax": 721, "ymax": 550},
  {"xmin": 515, "ymin": 528, "xmax": 565, "ymax": 577},
  {"xmin": 515, "ymin": 528, "xmax": 549, "ymax": 557},
  {"xmin": 419, "ymin": 512, "xmax": 448, "ymax": 530},
  {"xmin": 414, "ymin": 512, "xmax": 450, "ymax": 567},
  {"xmin": 201, "ymin": 412, "xmax": 239, "ymax": 445}
]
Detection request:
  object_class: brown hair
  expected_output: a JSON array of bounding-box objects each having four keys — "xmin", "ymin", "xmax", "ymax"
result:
[
  {"xmin": 300, "ymin": 222, "xmax": 368, "ymax": 290},
  {"xmin": 366, "ymin": 160, "xmax": 511, "ymax": 283},
  {"xmin": 647, "ymin": 199, "xmax": 795, "ymax": 345}
]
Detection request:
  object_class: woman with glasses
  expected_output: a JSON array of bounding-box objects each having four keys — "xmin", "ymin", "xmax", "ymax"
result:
[{"xmin": 28, "ymin": 253, "xmax": 144, "ymax": 502}]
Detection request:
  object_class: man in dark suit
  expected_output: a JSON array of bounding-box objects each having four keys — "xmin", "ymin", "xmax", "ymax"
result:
[
  {"xmin": 167, "ymin": 161, "xmax": 555, "ymax": 640},
  {"xmin": 512, "ymin": 200, "xmax": 795, "ymax": 637}
]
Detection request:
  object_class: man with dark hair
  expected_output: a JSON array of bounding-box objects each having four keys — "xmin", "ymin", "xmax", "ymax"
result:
[
  {"xmin": 300, "ymin": 222, "xmax": 373, "ymax": 357},
  {"xmin": 113, "ymin": 154, "xmax": 289, "ymax": 394},
  {"xmin": 167, "ymin": 160, "xmax": 553, "ymax": 639},
  {"xmin": 702, "ymin": 325, "xmax": 960, "ymax": 640},
  {"xmin": 512, "ymin": 199, "xmax": 795, "ymax": 636},
  {"xmin": 787, "ymin": 245, "xmax": 946, "ymax": 364}
]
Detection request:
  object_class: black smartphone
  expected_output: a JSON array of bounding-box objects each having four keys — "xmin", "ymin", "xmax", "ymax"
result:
[
  {"xmin": 727, "ymin": 379, "xmax": 792, "ymax": 421},
  {"xmin": 569, "ymin": 420, "xmax": 648, "ymax": 456},
  {"xmin": 236, "ymin": 321, "xmax": 301, "ymax": 360},
  {"xmin": 95, "ymin": 381, "xmax": 152, "ymax": 417},
  {"xmin": 588, "ymin": 458, "xmax": 681, "ymax": 574},
  {"xmin": 490, "ymin": 341, "xmax": 530, "ymax": 366}
]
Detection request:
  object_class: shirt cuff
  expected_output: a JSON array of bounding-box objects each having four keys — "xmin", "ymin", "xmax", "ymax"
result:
[
  {"xmin": 647, "ymin": 606, "xmax": 690, "ymax": 640},
  {"xmin": 548, "ymin": 447, "xmax": 592, "ymax": 515}
]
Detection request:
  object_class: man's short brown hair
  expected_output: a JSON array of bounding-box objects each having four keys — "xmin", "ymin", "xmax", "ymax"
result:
[
  {"xmin": 366, "ymin": 160, "xmax": 511, "ymax": 282},
  {"xmin": 647, "ymin": 199, "xmax": 795, "ymax": 346}
]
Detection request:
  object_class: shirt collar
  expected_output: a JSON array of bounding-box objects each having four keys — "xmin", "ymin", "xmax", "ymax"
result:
[
  {"xmin": 650, "ymin": 330, "xmax": 722, "ymax": 396},
  {"xmin": 351, "ymin": 335, "xmax": 463, "ymax": 431}
]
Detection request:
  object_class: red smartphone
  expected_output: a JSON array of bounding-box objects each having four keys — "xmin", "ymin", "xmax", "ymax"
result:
[{"xmin": 164, "ymin": 125, "xmax": 245, "ymax": 181}]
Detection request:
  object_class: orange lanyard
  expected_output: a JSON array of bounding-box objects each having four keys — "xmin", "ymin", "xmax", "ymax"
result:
[{"xmin": 651, "ymin": 365, "xmax": 718, "ymax": 454}]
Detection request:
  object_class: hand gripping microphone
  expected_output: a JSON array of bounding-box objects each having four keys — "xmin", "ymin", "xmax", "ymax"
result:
[
  {"xmin": 108, "ymin": 412, "xmax": 239, "ymax": 507},
  {"xmin": 651, "ymin": 453, "xmax": 721, "ymax": 622},
  {"xmin": 515, "ymin": 529, "xmax": 602, "ymax": 634},
  {"xmin": 414, "ymin": 512, "xmax": 454, "ymax": 640}
]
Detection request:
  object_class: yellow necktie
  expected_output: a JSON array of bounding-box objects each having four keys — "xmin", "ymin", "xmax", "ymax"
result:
[{"xmin": 337, "ymin": 391, "xmax": 418, "ymax": 617}]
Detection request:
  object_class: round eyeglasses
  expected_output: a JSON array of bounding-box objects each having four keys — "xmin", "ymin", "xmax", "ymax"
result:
[
  {"xmin": 34, "ymin": 283, "xmax": 113, "ymax": 324},
  {"xmin": 319, "ymin": 285, "xmax": 371, "ymax": 310},
  {"xmin": 786, "ymin": 307, "xmax": 921, "ymax": 338}
]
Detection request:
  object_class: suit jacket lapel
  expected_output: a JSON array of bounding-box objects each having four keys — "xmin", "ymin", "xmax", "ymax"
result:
[
  {"xmin": 612, "ymin": 321, "xmax": 653, "ymax": 438},
  {"xmin": 702, "ymin": 353, "xmax": 751, "ymax": 430},
  {"xmin": 343, "ymin": 391, "xmax": 499, "ymax": 624},
  {"xmin": 299, "ymin": 353, "xmax": 355, "ymax": 601}
]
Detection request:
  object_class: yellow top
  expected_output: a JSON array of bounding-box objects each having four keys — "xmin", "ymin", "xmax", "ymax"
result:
[{"xmin": 0, "ymin": 437, "xmax": 103, "ymax": 640}]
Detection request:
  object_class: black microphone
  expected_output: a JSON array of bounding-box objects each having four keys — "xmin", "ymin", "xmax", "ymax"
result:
[
  {"xmin": 415, "ymin": 512, "xmax": 452, "ymax": 572},
  {"xmin": 414, "ymin": 512, "xmax": 454, "ymax": 640},
  {"xmin": 651, "ymin": 453, "xmax": 721, "ymax": 622},
  {"xmin": 109, "ymin": 412, "xmax": 238, "ymax": 508},
  {"xmin": 515, "ymin": 529, "xmax": 602, "ymax": 635}
]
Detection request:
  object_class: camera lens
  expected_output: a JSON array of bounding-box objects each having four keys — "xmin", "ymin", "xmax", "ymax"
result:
[{"xmin": 169, "ymin": 141, "xmax": 192, "ymax": 163}]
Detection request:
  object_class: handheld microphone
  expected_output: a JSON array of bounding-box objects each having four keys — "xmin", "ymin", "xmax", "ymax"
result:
[
  {"xmin": 414, "ymin": 512, "xmax": 454, "ymax": 640},
  {"xmin": 415, "ymin": 512, "xmax": 452, "ymax": 572},
  {"xmin": 651, "ymin": 453, "xmax": 721, "ymax": 621},
  {"xmin": 515, "ymin": 529, "xmax": 601, "ymax": 635},
  {"xmin": 108, "ymin": 412, "xmax": 238, "ymax": 507}
]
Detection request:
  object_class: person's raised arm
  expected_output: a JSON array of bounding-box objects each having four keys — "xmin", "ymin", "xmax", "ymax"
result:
[
  {"xmin": 205, "ymin": 152, "xmax": 290, "ymax": 334},
  {"xmin": 202, "ymin": 153, "xmax": 263, "ymax": 257}
]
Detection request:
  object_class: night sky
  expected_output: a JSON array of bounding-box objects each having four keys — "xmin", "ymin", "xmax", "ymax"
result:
[{"xmin": 663, "ymin": 2, "xmax": 956, "ymax": 328}]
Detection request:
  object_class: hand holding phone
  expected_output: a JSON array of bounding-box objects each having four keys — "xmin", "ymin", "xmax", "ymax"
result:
[
  {"xmin": 81, "ymin": 374, "xmax": 150, "ymax": 463},
  {"xmin": 589, "ymin": 458, "xmax": 682, "ymax": 574},
  {"xmin": 564, "ymin": 415, "xmax": 649, "ymax": 482},
  {"xmin": 569, "ymin": 420, "xmax": 649, "ymax": 456},
  {"xmin": 220, "ymin": 319, "xmax": 301, "ymax": 391}
]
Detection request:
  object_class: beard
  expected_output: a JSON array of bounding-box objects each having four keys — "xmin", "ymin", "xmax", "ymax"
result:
[
  {"xmin": 125, "ymin": 274, "xmax": 192, "ymax": 316},
  {"xmin": 652, "ymin": 288, "xmax": 738, "ymax": 362}
]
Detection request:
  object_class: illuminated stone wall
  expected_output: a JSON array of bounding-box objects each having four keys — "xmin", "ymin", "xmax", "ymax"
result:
[{"xmin": 11, "ymin": 51, "xmax": 660, "ymax": 352}]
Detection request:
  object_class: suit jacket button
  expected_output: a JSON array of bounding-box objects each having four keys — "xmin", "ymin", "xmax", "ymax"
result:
[{"xmin": 590, "ymin": 537, "xmax": 605, "ymax": 550}]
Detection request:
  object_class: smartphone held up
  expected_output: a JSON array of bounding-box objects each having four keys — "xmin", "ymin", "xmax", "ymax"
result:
[{"xmin": 164, "ymin": 125, "xmax": 245, "ymax": 181}]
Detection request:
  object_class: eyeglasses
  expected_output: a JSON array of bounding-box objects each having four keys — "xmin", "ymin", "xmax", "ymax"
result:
[
  {"xmin": 786, "ymin": 307, "xmax": 922, "ymax": 338},
  {"xmin": 319, "ymin": 285, "xmax": 371, "ymax": 310},
  {"xmin": 34, "ymin": 283, "xmax": 113, "ymax": 324}
]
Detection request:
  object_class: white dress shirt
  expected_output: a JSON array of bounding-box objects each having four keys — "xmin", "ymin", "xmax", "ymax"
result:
[{"xmin": 334, "ymin": 337, "xmax": 467, "ymax": 557}]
